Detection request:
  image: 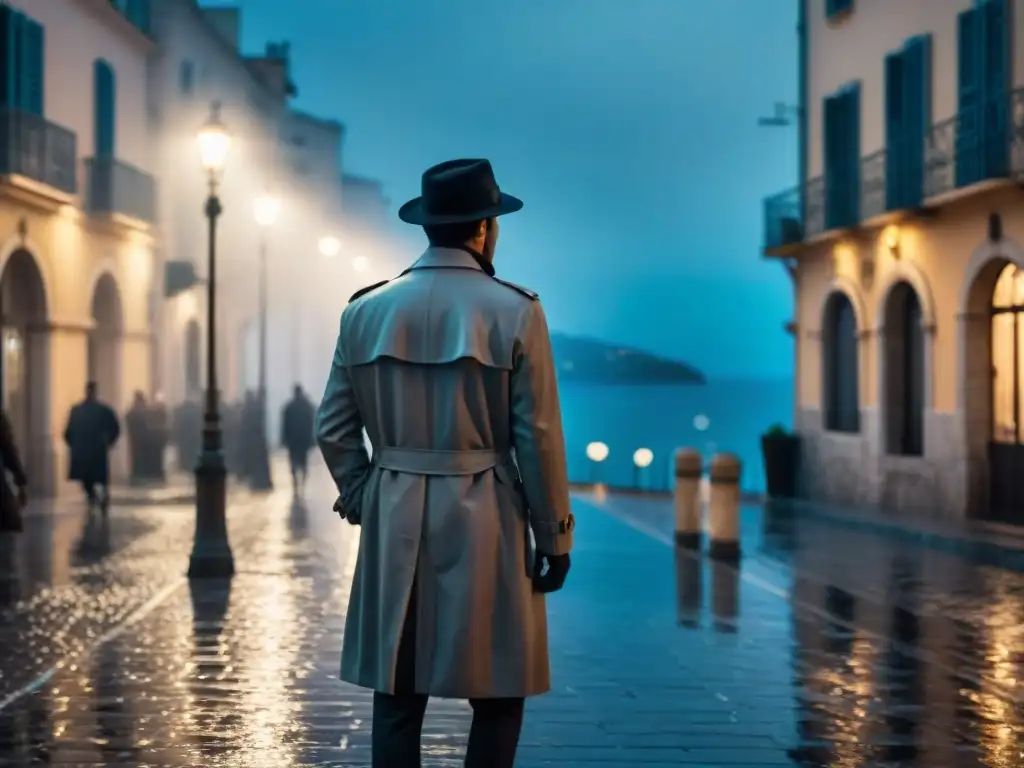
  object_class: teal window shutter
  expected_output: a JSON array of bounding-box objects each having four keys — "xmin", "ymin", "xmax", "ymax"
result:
[
  {"xmin": 826, "ymin": 0, "xmax": 853, "ymax": 19},
  {"xmin": 980, "ymin": 0, "xmax": 1007, "ymax": 178},
  {"xmin": 125, "ymin": 0, "xmax": 150, "ymax": 35},
  {"xmin": 845, "ymin": 84, "xmax": 861, "ymax": 224},
  {"xmin": 902, "ymin": 35, "xmax": 931, "ymax": 207},
  {"xmin": 823, "ymin": 94, "xmax": 838, "ymax": 229},
  {"xmin": 0, "ymin": 5, "xmax": 17, "ymax": 107},
  {"xmin": 884, "ymin": 51, "xmax": 904, "ymax": 209},
  {"xmin": 18, "ymin": 16, "xmax": 42, "ymax": 115},
  {"xmin": 93, "ymin": 59, "xmax": 116, "ymax": 157},
  {"xmin": 956, "ymin": 6, "xmax": 980, "ymax": 186}
]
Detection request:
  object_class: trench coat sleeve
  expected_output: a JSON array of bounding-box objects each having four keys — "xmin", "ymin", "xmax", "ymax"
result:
[
  {"xmin": 1, "ymin": 410, "xmax": 27, "ymax": 487},
  {"xmin": 511, "ymin": 300, "xmax": 574, "ymax": 556},
  {"xmin": 315, "ymin": 323, "xmax": 371, "ymax": 521},
  {"xmin": 106, "ymin": 407, "xmax": 121, "ymax": 448}
]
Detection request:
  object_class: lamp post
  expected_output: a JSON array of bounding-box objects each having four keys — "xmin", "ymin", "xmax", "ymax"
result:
[
  {"xmin": 632, "ymin": 447, "xmax": 654, "ymax": 489},
  {"xmin": 189, "ymin": 102, "xmax": 233, "ymax": 580},
  {"xmin": 250, "ymin": 192, "xmax": 281, "ymax": 492},
  {"xmin": 585, "ymin": 441, "xmax": 609, "ymax": 484}
]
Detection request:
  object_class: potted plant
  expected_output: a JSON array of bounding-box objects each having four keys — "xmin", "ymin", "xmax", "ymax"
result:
[{"xmin": 761, "ymin": 423, "xmax": 800, "ymax": 499}]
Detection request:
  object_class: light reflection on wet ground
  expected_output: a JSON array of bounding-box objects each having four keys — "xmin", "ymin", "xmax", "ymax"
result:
[{"xmin": 3, "ymin": 479, "xmax": 1024, "ymax": 764}]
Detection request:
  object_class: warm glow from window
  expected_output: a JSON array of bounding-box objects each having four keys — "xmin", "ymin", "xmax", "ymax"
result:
[{"xmin": 991, "ymin": 263, "xmax": 1024, "ymax": 444}]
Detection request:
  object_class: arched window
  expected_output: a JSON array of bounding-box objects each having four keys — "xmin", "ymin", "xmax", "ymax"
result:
[
  {"xmin": 822, "ymin": 292, "xmax": 860, "ymax": 433},
  {"xmin": 992, "ymin": 264, "xmax": 1024, "ymax": 444},
  {"xmin": 883, "ymin": 282, "xmax": 924, "ymax": 455}
]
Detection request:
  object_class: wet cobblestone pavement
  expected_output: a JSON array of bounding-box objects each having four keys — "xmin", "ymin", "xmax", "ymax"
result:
[{"xmin": 4, "ymin": 476, "xmax": 1024, "ymax": 765}]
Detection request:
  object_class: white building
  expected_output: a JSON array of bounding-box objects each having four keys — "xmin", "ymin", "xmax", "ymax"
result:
[
  {"xmin": 0, "ymin": 0, "xmax": 159, "ymax": 493},
  {"xmin": 147, "ymin": 0, "xmax": 291, "ymax": 407}
]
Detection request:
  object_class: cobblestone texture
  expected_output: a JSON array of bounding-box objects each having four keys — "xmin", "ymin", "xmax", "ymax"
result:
[{"xmin": 2, "ymin": 474, "xmax": 1024, "ymax": 765}]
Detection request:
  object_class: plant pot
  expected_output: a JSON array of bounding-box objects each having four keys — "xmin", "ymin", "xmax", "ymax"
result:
[{"xmin": 761, "ymin": 433, "xmax": 800, "ymax": 499}]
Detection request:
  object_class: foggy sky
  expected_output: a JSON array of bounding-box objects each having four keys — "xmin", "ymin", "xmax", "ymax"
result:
[{"xmin": 230, "ymin": 0, "xmax": 799, "ymax": 378}]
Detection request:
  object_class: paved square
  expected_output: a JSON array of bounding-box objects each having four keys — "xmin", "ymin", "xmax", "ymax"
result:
[{"xmin": 1, "ymin": 476, "xmax": 1022, "ymax": 765}]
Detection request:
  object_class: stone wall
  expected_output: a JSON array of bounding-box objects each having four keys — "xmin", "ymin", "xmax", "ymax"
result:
[{"xmin": 796, "ymin": 407, "xmax": 968, "ymax": 520}]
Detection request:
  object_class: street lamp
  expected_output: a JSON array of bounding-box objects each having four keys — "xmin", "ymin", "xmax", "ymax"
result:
[
  {"xmin": 318, "ymin": 235, "xmax": 341, "ymax": 258},
  {"xmin": 189, "ymin": 101, "xmax": 234, "ymax": 580},
  {"xmin": 249, "ymin": 191, "xmax": 280, "ymax": 493},
  {"xmin": 633, "ymin": 447, "xmax": 654, "ymax": 489},
  {"xmin": 585, "ymin": 441, "xmax": 609, "ymax": 484}
]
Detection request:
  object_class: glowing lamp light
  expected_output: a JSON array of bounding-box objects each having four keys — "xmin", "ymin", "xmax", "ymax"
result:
[
  {"xmin": 586, "ymin": 441, "xmax": 609, "ymax": 463},
  {"xmin": 633, "ymin": 448, "xmax": 654, "ymax": 469},
  {"xmin": 352, "ymin": 255, "xmax": 370, "ymax": 273},
  {"xmin": 196, "ymin": 102, "xmax": 231, "ymax": 176},
  {"xmin": 318, "ymin": 235, "xmax": 341, "ymax": 257},
  {"xmin": 253, "ymin": 193, "xmax": 281, "ymax": 227}
]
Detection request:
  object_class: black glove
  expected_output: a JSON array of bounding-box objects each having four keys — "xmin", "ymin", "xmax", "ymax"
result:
[
  {"xmin": 532, "ymin": 552, "xmax": 570, "ymax": 594},
  {"xmin": 332, "ymin": 496, "xmax": 361, "ymax": 526}
]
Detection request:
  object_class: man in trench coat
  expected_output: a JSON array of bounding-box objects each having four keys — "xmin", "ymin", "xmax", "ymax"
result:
[{"xmin": 316, "ymin": 158, "xmax": 575, "ymax": 768}]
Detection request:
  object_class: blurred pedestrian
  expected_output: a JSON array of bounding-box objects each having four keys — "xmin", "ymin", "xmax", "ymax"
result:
[
  {"xmin": 173, "ymin": 391, "xmax": 202, "ymax": 473},
  {"xmin": 125, "ymin": 391, "xmax": 148, "ymax": 484},
  {"xmin": 64, "ymin": 381, "xmax": 120, "ymax": 515},
  {"xmin": 316, "ymin": 159, "xmax": 574, "ymax": 768},
  {"xmin": 1, "ymin": 406, "xmax": 27, "ymax": 533},
  {"xmin": 281, "ymin": 384, "xmax": 315, "ymax": 495},
  {"xmin": 147, "ymin": 391, "xmax": 169, "ymax": 481}
]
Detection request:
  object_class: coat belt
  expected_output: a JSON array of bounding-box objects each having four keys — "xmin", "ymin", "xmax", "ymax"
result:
[{"xmin": 373, "ymin": 447, "xmax": 512, "ymax": 476}]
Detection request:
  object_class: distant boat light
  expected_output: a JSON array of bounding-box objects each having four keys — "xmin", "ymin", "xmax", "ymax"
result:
[
  {"xmin": 586, "ymin": 441, "xmax": 609, "ymax": 462},
  {"xmin": 632, "ymin": 448, "xmax": 654, "ymax": 469},
  {"xmin": 693, "ymin": 414, "xmax": 710, "ymax": 431}
]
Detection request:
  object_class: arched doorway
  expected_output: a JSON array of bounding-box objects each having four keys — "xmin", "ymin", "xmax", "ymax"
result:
[
  {"xmin": 88, "ymin": 273, "xmax": 123, "ymax": 410},
  {"xmin": 0, "ymin": 249, "xmax": 50, "ymax": 487},
  {"xmin": 989, "ymin": 263, "xmax": 1024, "ymax": 521},
  {"xmin": 184, "ymin": 319, "xmax": 200, "ymax": 398},
  {"xmin": 882, "ymin": 282, "xmax": 925, "ymax": 455},
  {"xmin": 822, "ymin": 292, "xmax": 860, "ymax": 433}
]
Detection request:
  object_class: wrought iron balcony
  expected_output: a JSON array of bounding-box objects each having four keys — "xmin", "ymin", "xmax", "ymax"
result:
[
  {"xmin": 84, "ymin": 156, "xmax": 156, "ymax": 224},
  {"xmin": 860, "ymin": 149, "xmax": 886, "ymax": 221},
  {"xmin": 0, "ymin": 107, "xmax": 76, "ymax": 196},
  {"xmin": 926, "ymin": 87, "xmax": 1024, "ymax": 199},
  {"xmin": 763, "ymin": 176, "xmax": 825, "ymax": 252}
]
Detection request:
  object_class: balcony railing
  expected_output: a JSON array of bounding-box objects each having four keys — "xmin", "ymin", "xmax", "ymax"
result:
[
  {"xmin": 84, "ymin": 156, "xmax": 156, "ymax": 223},
  {"xmin": 763, "ymin": 87, "xmax": 1024, "ymax": 252},
  {"xmin": 762, "ymin": 176, "xmax": 825, "ymax": 251},
  {"xmin": 861, "ymin": 148, "xmax": 886, "ymax": 221},
  {"xmin": 0, "ymin": 107, "xmax": 76, "ymax": 195}
]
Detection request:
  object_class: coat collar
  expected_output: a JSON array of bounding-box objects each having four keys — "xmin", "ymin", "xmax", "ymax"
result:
[{"xmin": 407, "ymin": 246, "xmax": 495, "ymax": 276}]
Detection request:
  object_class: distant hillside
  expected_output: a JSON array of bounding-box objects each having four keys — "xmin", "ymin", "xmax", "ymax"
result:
[{"xmin": 549, "ymin": 333, "xmax": 705, "ymax": 385}]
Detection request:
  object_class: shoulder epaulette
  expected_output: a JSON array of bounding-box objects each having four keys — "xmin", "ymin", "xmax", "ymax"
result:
[
  {"xmin": 493, "ymin": 277, "xmax": 538, "ymax": 300},
  {"xmin": 348, "ymin": 280, "xmax": 389, "ymax": 303}
]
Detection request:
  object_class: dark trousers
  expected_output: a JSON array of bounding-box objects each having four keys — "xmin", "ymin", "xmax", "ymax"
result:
[
  {"xmin": 82, "ymin": 481, "xmax": 109, "ymax": 512},
  {"xmin": 372, "ymin": 584, "xmax": 525, "ymax": 768},
  {"xmin": 288, "ymin": 449, "xmax": 308, "ymax": 489}
]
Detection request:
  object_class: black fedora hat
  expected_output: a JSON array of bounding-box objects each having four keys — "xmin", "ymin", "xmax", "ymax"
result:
[{"xmin": 398, "ymin": 158, "xmax": 523, "ymax": 226}]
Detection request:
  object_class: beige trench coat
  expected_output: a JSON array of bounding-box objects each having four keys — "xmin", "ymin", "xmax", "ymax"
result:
[{"xmin": 315, "ymin": 246, "xmax": 574, "ymax": 700}]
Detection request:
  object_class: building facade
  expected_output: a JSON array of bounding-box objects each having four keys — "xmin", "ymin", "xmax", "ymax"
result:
[
  {"xmin": 0, "ymin": 0, "xmax": 158, "ymax": 494},
  {"xmin": 147, "ymin": 0, "xmax": 291, "ymax": 409},
  {"xmin": 764, "ymin": 0, "xmax": 1024, "ymax": 522}
]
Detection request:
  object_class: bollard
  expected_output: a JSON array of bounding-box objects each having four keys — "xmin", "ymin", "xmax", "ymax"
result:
[
  {"xmin": 673, "ymin": 448, "xmax": 703, "ymax": 548},
  {"xmin": 707, "ymin": 453, "xmax": 741, "ymax": 561}
]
